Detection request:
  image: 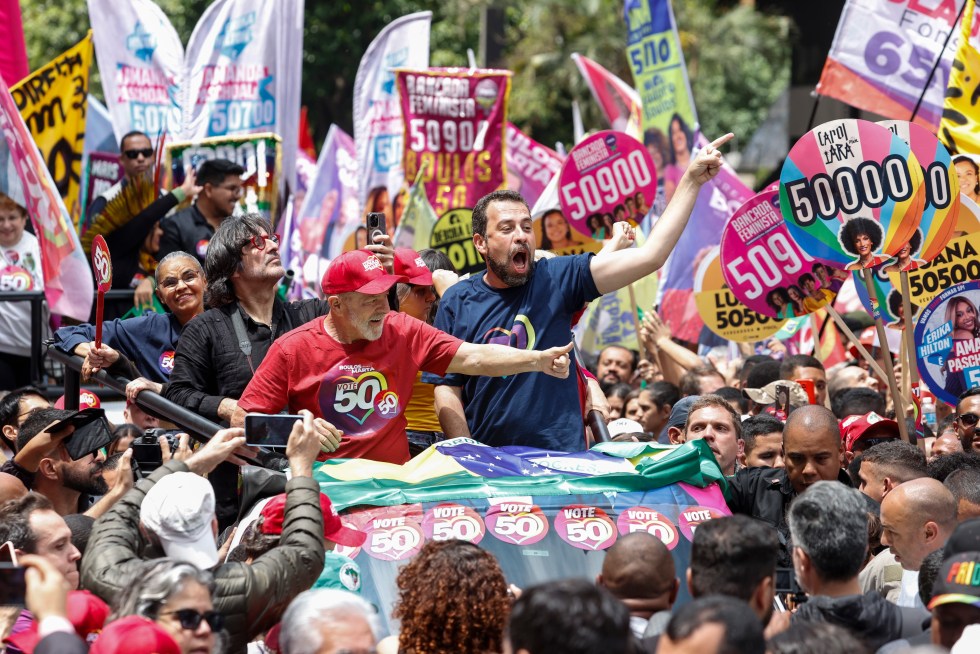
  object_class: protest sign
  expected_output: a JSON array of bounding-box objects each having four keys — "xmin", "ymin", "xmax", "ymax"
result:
[
  {"xmin": 427, "ymin": 208, "xmax": 483, "ymax": 276},
  {"xmin": 915, "ymin": 280, "xmax": 980, "ymax": 406},
  {"xmin": 940, "ymin": 0, "xmax": 980, "ymax": 153},
  {"xmin": 720, "ymin": 188, "xmax": 841, "ymax": 320},
  {"xmin": 625, "ymin": 0, "xmax": 753, "ymax": 343},
  {"xmin": 0, "ymin": 75, "xmax": 93, "ymax": 321},
  {"xmin": 166, "ymin": 132, "xmax": 281, "ymax": 223},
  {"xmin": 392, "ymin": 174, "xmax": 439, "ymax": 253},
  {"xmin": 80, "ymin": 152, "xmax": 124, "ymax": 235},
  {"xmin": 780, "ymin": 119, "xmax": 925, "ymax": 271},
  {"xmin": 694, "ymin": 247, "xmax": 785, "ymax": 342},
  {"xmin": 90, "ymin": 235, "xmax": 111, "ymax": 348},
  {"xmin": 353, "ymin": 12, "xmax": 431, "ymax": 211},
  {"xmin": 817, "ymin": 0, "xmax": 966, "ymax": 130},
  {"xmin": 10, "ymin": 34, "xmax": 91, "ymax": 221},
  {"xmin": 505, "ymin": 122, "xmax": 564, "ymax": 208},
  {"xmin": 558, "ymin": 131, "xmax": 657, "ymax": 241},
  {"xmin": 396, "ymin": 68, "xmax": 512, "ymax": 216}
]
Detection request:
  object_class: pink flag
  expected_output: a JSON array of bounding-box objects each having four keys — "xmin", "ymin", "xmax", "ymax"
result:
[
  {"xmin": 505, "ymin": 123, "xmax": 564, "ymax": 208},
  {"xmin": 0, "ymin": 0, "xmax": 28, "ymax": 85},
  {"xmin": 571, "ymin": 53, "xmax": 642, "ymax": 133}
]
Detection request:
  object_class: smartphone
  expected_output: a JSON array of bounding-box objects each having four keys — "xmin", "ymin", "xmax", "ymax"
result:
[
  {"xmin": 771, "ymin": 384, "xmax": 790, "ymax": 421},
  {"xmin": 244, "ymin": 413, "xmax": 303, "ymax": 447},
  {"xmin": 366, "ymin": 211, "xmax": 387, "ymax": 243},
  {"xmin": 0, "ymin": 541, "xmax": 17, "ymax": 565},
  {"xmin": 0, "ymin": 563, "xmax": 26, "ymax": 606}
]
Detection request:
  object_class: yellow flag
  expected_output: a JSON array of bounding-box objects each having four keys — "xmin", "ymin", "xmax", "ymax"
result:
[
  {"xmin": 10, "ymin": 33, "xmax": 92, "ymax": 220},
  {"xmin": 940, "ymin": 0, "xmax": 980, "ymax": 154}
]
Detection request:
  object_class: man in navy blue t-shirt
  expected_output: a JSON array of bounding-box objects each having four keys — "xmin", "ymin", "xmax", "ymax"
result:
[{"xmin": 424, "ymin": 133, "xmax": 733, "ymax": 451}]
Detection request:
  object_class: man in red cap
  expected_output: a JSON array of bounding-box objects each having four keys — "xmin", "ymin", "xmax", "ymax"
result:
[
  {"xmin": 233, "ymin": 250, "xmax": 575, "ymax": 464},
  {"xmin": 840, "ymin": 411, "xmax": 901, "ymax": 464}
]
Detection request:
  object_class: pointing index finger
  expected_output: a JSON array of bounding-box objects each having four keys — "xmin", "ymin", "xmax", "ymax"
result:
[{"xmin": 708, "ymin": 133, "xmax": 735, "ymax": 149}]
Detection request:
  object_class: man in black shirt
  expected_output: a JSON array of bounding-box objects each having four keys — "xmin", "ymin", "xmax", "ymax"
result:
[
  {"xmin": 157, "ymin": 158, "xmax": 245, "ymax": 265},
  {"xmin": 164, "ymin": 213, "xmax": 328, "ymax": 527}
]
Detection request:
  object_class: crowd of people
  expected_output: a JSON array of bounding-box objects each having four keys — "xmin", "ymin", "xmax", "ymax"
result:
[{"xmin": 2, "ymin": 127, "xmax": 980, "ymax": 653}]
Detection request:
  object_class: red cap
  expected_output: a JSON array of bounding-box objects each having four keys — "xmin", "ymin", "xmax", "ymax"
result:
[
  {"xmin": 55, "ymin": 390, "xmax": 101, "ymax": 410},
  {"xmin": 393, "ymin": 248, "xmax": 433, "ymax": 286},
  {"xmin": 321, "ymin": 250, "xmax": 406, "ymax": 295},
  {"xmin": 259, "ymin": 492, "xmax": 367, "ymax": 548},
  {"xmin": 847, "ymin": 327, "xmax": 876, "ymax": 360},
  {"xmin": 89, "ymin": 616, "xmax": 180, "ymax": 654},
  {"xmin": 5, "ymin": 590, "xmax": 110, "ymax": 652},
  {"xmin": 840, "ymin": 411, "xmax": 900, "ymax": 452}
]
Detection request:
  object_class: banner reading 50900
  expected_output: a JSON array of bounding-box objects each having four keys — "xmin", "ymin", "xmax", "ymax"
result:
[{"xmin": 396, "ymin": 68, "xmax": 511, "ymax": 216}]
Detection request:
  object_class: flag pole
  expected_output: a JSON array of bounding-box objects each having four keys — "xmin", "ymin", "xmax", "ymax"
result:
[{"xmin": 909, "ymin": 1, "xmax": 966, "ymax": 121}]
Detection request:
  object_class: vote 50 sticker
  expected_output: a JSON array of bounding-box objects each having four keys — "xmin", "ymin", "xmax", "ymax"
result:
[
  {"xmin": 422, "ymin": 503, "xmax": 486, "ymax": 544},
  {"xmin": 679, "ymin": 506, "xmax": 728, "ymax": 541},
  {"xmin": 485, "ymin": 501, "xmax": 549, "ymax": 546},
  {"xmin": 615, "ymin": 506, "xmax": 680, "ymax": 550},
  {"xmin": 555, "ymin": 505, "xmax": 617, "ymax": 551},
  {"xmin": 363, "ymin": 512, "xmax": 425, "ymax": 561}
]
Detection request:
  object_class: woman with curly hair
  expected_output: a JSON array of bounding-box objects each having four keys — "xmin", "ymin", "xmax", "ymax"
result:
[
  {"xmin": 385, "ymin": 539, "xmax": 510, "ymax": 654},
  {"xmin": 786, "ymin": 285, "xmax": 806, "ymax": 316},
  {"xmin": 766, "ymin": 288, "xmax": 794, "ymax": 319},
  {"xmin": 943, "ymin": 296, "xmax": 980, "ymax": 398},
  {"xmin": 882, "ymin": 229, "xmax": 923, "ymax": 273},
  {"xmin": 841, "ymin": 217, "xmax": 887, "ymax": 270}
]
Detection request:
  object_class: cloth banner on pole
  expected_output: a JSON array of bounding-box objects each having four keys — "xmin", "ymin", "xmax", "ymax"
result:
[
  {"xmin": 817, "ymin": 0, "xmax": 966, "ymax": 130},
  {"xmin": 0, "ymin": 0, "xmax": 29, "ymax": 87},
  {"xmin": 393, "ymin": 172, "xmax": 439, "ymax": 252},
  {"xmin": 571, "ymin": 53, "xmax": 642, "ymax": 136},
  {"xmin": 0, "ymin": 76, "xmax": 94, "ymax": 321},
  {"xmin": 940, "ymin": 0, "xmax": 980, "ymax": 153},
  {"xmin": 11, "ymin": 34, "xmax": 92, "ymax": 221},
  {"xmin": 396, "ymin": 68, "xmax": 512, "ymax": 216},
  {"xmin": 624, "ymin": 0, "xmax": 752, "ymax": 343},
  {"xmin": 353, "ymin": 12, "xmax": 432, "ymax": 211},
  {"xmin": 505, "ymin": 123, "xmax": 564, "ymax": 209}
]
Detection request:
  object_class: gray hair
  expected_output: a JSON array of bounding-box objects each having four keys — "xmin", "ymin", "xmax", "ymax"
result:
[
  {"xmin": 279, "ymin": 589, "xmax": 379, "ymax": 654},
  {"xmin": 788, "ymin": 481, "xmax": 868, "ymax": 582},
  {"xmin": 155, "ymin": 251, "xmax": 205, "ymax": 286},
  {"xmin": 111, "ymin": 559, "xmax": 216, "ymax": 621}
]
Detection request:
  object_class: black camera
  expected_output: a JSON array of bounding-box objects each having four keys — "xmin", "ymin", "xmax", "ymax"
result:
[
  {"xmin": 774, "ymin": 566, "xmax": 807, "ymax": 609},
  {"xmin": 130, "ymin": 428, "xmax": 182, "ymax": 473}
]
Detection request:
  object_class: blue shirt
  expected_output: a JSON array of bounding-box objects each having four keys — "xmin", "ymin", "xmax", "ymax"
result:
[{"xmin": 423, "ymin": 254, "xmax": 600, "ymax": 451}]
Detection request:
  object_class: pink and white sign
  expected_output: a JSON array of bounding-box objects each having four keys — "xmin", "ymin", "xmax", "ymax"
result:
[
  {"xmin": 554, "ymin": 504, "xmax": 617, "ymax": 551},
  {"xmin": 485, "ymin": 501, "xmax": 549, "ymax": 546},
  {"xmin": 558, "ymin": 130, "xmax": 657, "ymax": 241}
]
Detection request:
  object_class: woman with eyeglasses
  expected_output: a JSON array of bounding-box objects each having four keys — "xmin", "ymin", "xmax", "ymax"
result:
[{"xmin": 111, "ymin": 559, "xmax": 224, "ymax": 654}]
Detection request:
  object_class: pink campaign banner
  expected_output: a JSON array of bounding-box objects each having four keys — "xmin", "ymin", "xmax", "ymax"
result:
[
  {"xmin": 396, "ymin": 68, "xmax": 511, "ymax": 216},
  {"xmin": 505, "ymin": 122, "xmax": 564, "ymax": 208},
  {"xmin": 558, "ymin": 130, "xmax": 657, "ymax": 240}
]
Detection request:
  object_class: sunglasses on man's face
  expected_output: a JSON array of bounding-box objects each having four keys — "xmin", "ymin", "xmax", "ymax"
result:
[
  {"xmin": 123, "ymin": 148, "xmax": 154, "ymax": 160},
  {"xmin": 956, "ymin": 413, "xmax": 980, "ymax": 428},
  {"xmin": 161, "ymin": 608, "xmax": 224, "ymax": 631}
]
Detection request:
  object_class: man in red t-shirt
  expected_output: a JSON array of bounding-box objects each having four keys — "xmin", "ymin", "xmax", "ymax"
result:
[{"xmin": 233, "ymin": 250, "xmax": 574, "ymax": 464}]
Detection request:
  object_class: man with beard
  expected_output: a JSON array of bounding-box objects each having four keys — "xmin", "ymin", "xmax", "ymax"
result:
[
  {"xmin": 233, "ymin": 250, "xmax": 575, "ymax": 464},
  {"xmin": 425, "ymin": 134, "xmax": 733, "ymax": 451}
]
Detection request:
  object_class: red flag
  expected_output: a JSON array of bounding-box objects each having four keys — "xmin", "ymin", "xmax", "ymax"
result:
[
  {"xmin": 298, "ymin": 106, "xmax": 316, "ymax": 160},
  {"xmin": 570, "ymin": 53, "xmax": 642, "ymax": 134}
]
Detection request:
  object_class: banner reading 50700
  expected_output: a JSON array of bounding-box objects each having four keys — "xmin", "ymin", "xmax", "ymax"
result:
[{"xmin": 396, "ymin": 68, "xmax": 511, "ymax": 216}]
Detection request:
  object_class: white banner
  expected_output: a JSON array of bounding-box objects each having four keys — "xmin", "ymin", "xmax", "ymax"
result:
[
  {"xmin": 88, "ymin": 0, "xmax": 304, "ymax": 187},
  {"xmin": 353, "ymin": 11, "xmax": 431, "ymax": 210}
]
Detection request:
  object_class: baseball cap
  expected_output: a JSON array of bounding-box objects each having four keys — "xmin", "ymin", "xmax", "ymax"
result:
[
  {"xmin": 840, "ymin": 412, "xmax": 900, "ymax": 452},
  {"xmin": 667, "ymin": 396, "xmax": 700, "ymax": 430},
  {"xmin": 314, "ymin": 551, "xmax": 363, "ymax": 593},
  {"xmin": 140, "ymin": 472, "xmax": 219, "ymax": 569},
  {"xmin": 89, "ymin": 616, "xmax": 180, "ymax": 654},
  {"xmin": 607, "ymin": 418, "xmax": 644, "ymax": 438},
  {"xmin": 847, "ymin": 327, "xmax": 876, "ymax": 360},
  {"xmin": 945, "ymin": 519, "xmax": 980, "ymax": 557},
  {"xmin": 743, "ymin": 380, "xmax": 809, "ymax": 407},
  {"xmin": 393, "ymin": 248, "xmax": 433, "ymax": 286},
  {"xmin": 927, "ymin": 551, "xmax": 980, "ymax": 610},
  {"xmin": 321, "ymin": 250, "xmax": 406, "ymax": 295},
  {"xmin": 259, "ymin": 492, "xmax": 367, "ymax": 548},
  {"xmin": 5, "ymin": 590, "xmax": 110, "ymax": 652},
  {"xmin": 55, "ymin": 390, "xmax": 101, "ymax": 410}
]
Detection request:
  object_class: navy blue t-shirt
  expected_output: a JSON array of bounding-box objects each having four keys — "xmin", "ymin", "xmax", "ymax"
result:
[{"xmin": 423, "ymin": 254, "xmax": 600, "ymax": 451}]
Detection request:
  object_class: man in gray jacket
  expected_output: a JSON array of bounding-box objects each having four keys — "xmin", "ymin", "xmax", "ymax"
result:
[{"xmin": 80, "ymin": 412, "xmax": 331, "ymax": 653}]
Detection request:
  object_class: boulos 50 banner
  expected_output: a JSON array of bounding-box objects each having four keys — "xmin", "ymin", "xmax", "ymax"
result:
[
  {"xmin": 87, "ymin": 0, "xmax": 303, "ymax": 188},
  {"xmin": 396, "ymin": 68, "xmax": 512, "ymax": 216},
  {"xmin": 817, "ymin": 0, "xmax": 967, "ymax": 130}
]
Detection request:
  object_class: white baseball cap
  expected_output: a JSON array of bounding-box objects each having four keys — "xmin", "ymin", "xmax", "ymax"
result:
[{"xmin": 139, "ymin": 472, "xmax": 218, "ymax": 569}]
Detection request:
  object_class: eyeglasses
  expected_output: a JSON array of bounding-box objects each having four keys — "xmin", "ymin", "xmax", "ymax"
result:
[
  {"xmin": 216, "ymin": 184, "xmax": 245, "ymax": 197},
  {"xmin": 123, "ymin": 148, "xmax": 154, "ymax": 159},
  {"xmin": 160, "ymin": 609, "xmax": 224, "ymax": 631},
  {"xmin": 956, "ymin": 413, "xmax": 980, "ymax": 428},
  {"xmin": 249, "ymin": 233, "xmax": 280, "ymax": 250}
]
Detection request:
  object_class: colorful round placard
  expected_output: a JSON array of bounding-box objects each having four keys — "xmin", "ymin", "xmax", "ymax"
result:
[
  {"xmin": 721, "ymin": 188, "xmax": 842, "ymax": 319},
  {"xmin": 558, "ymin": 130, "xmax": 657, "ymax": 241},
  {"xmin": 91, "ymin": 234, "xmax": 113, "ymax": 293},
  {"xmin": 876, "ymin": 120, "xmax": 960, "ymax": 269},
  {"xmin": 694, "ymin": 247, "xmax": 785, "ymax": 342},
  {"xmin": 780, "ymin": 119, "xmax": 924, "ymax": 271},
  {"xmin": 914, "ymin": 280, "xmax": 980, "ymax": 407}
]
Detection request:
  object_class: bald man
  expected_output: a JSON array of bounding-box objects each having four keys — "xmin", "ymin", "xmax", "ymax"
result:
[
  {"xmin": 727, "ymin": 406, "xmax": 848, "ymax": 567},
  {"xmin": 0, "ymin": 471, "xmax": 27, "ymax": 504},
  {"xmin": 597, "ymin": 532, "xmax": 678, "ymax": 638},
  {"xmin": 880, "ymin": 478, "xmax": 958, "ymax": 608}
]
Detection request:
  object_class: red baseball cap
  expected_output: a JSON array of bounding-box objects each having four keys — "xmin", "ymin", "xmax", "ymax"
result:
[
  {"xmin": 259, "ymin": 492, "xmax": 367, "ymax": 548},
  {"xmin": 393, "ymin": 248, "xmax": 433, "ymax": 286},
  {"xmin": 840, "ymin": 411, "xmax": 900, "ymax": 452},
  {"xmin": 89, "ymin": 616, "xmax": 180, "ymax": 654},
  {"xmin": 321, "ymin": 250, "xmax": 406, "ymax": 296},
  {"xmin": 55, "ymin": 390, "xmax": 101, "ymax": 410},
  {"xmin": 5, "ymin": 590, "xmax": 110, "ymax": 652}
]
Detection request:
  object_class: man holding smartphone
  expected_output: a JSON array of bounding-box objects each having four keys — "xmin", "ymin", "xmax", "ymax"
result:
[{"xmin": 232, "ymin": 250, "xmax": 575, "ymax": 464}]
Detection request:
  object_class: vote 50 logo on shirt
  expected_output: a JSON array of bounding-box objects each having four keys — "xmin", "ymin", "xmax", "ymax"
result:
[{"xmin": 319, "ymin": 361, "xmax": 400, "ymax": 434}]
